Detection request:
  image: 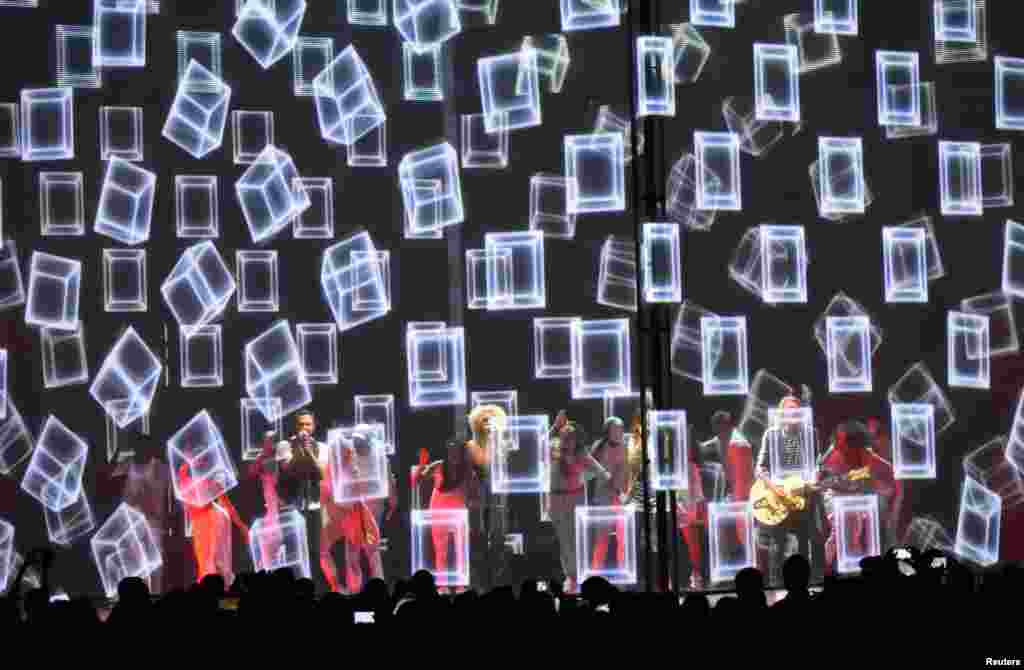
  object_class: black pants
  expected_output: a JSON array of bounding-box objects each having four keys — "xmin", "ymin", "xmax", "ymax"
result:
[{"xmin": 756, "ymin": 495, "xmax": 824, "ymax": 586}]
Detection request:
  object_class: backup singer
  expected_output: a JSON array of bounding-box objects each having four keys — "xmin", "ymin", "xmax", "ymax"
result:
[
  {"xmin": 549, "ymin": 420, "xmax": 610, "ymax": 593},
  {"xmin": 412, "ymin": 438, "xmax": 480, "ymax": 593},
  {"xmin": 335, "ymin": 429, "xmax": 393, "ymax": 593},
  {"xmin": 249, "ymin": 431, "xmax": 282, "ymax": 569},
  {"xmin": 177, "ymin": 447, "xmax": 249, "ymax": 585},
  {"xmin": 589, "ymin": 417, "xmax": 629, "ymax": 571}
]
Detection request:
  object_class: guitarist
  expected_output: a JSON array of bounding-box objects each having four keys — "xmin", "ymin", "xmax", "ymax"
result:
[
  {"xmin": 753, "ymin": 392, "xmax": 824, "ymax": 587},
  {"xmin": 819, "ymin": 420, "xmax": 899, "ymax": 577}
]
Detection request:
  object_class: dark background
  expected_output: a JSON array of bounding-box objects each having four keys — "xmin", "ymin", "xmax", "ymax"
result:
[{"xmin": 0, "ymin": 0, "xmax": 1021, "ymax": 596}]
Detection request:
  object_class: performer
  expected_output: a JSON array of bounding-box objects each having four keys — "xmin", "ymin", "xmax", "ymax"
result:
[
  {"xmin": 275, "ymin": 410, "xmax": 328, "ymax": 586},
  {"xmin": 337, "ymin": 427, "xmax": 394, "ymax": 593},
  {"xmin": 753, "ymin": 394, "xmax": 824, "ymax": 587},
  {"xmin": 589, "ymin": 417, "xmax": 629, "ymax": 571},
  {"xmin": 411, "ymin": 437, "xmax": 480, "ymax": 593},
  {"xmin": 177, "ymin": 447, "xmax": 249, "ymax": 586},
  {"xmin": 675, "ymin": 423, "xmax": 708, "ymax": 590},
  {"xmin": 248, "ymin": 430, "xmax": 282, "ymax": 569},
  {"xmin": 703, "ymin": 411, "xmax": 755, "ymax": 503},
  {"xmin": 110, "ymin": 436, "xmax": 172, "ymax": 594},
  {"xmin": 549, "ymin": 420, "xmax": 610, "ymax": 593},
  {"xmin": 818, "ymin": 420, "xmax": 900, "ymax": 576},
  {"xmin": 466, "ymin": 404, "xmax": 509, "ymax": 590}
]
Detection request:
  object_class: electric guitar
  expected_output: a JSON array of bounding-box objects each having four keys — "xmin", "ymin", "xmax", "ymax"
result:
[{"xmin": 751, "ymin": 467, "xmax": 871, "ymax": 526}]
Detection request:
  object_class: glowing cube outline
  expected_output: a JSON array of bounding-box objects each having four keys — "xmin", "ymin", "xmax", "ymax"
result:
[
  {"xmin": 320, "ymin": 231, "xmax": 390, "ymax": 333},
  {"xmin": 0, "ymin": 103, "xmax": 20, "ymax": 158},
  {"xmin": 490, "ymin": 415, "xmax": 550, "ymax": 494},
  {"xmin": 245, "ymin": 320, "xmax": 312, "ymax": 423},
  {"xmin": 766, "ymin": 407, "xmax": 817, "ymax": 483},
  {"xmin": 94, "ymin": 157, "xmax": 156, "ymax": 246},
  {"xmin": 981, "ymin": 143, "xmax": 1013, "ymax": 209},
  {"xmin": 231, "ymin": 0, "xmax": 307, "ymax": 70},
  {"xmin": 834, "ymin": 494, "xmax": 881, "ymax": 575},
  {"xmin": 708, "ymin": 501, "xmax": 755, "ymax": 583},
  {"xmin": 559, "ymin": 0, "xmax": 620, "ymax": 32},
  {"xmin": 399, "ymin": 142, "xmax": 464, "ymax": 231},
  {"xmin": 45, "ymin": 490, "xmax": 95, "ymax": 546},
  {"xmin": 891, "ymin": 403, "xmax": 936, "ymax": 480},
  {"xmin": 103, "ymin": 249, "xmax": 147, "ymax": 312},
  {"xmin": 250, "ymin": 507, "xmax": 311, "ymax": 578},
  {"xmin": 814, "ymin": 0, "xmax": 857, "ymax": 35},
  {"xmin": 39, "ymin": 172, "xmax": 85, "ymax": 237},
  {"xmin": 642, "ymin": 223, "xmax": 682, "ymax": 304},
  {"xmin": 1003, "ymin": 220, "xmax": 1024, "ymax": 299},
  {"xmin": 667, "ymin": 153, "xmax": 717, "ymax": 231},
  {"xmin": 695, "ymin": 131, "xmax": 741, "ymax": 211},
  {"xmin": 597, "ymin": 236, "xmax": 637, "ymax": 313},
  {"xmin": 888, "ymin": 362, "xmax": 955, "ymax": 435},
  {"xmin": 99, "ymin": 106, "xmax": 143, "ymax": 162},
  {"xmin": 947, "ymin": 311, "xmax": 990, "ymax": 389},
  {"xmin": 571, "ymin": 318, "xmax": 631, "ymax": 400},
  {"xmin": 90, "ymin": 327, "xmax": 162, "ymax": 429},
  {"xmin": 0, "ymin": 398, "xmax": 34, "ymax": 476},
  {"xmin": 354, "ymin": 394, "xmax": 396, "ymax": 456},
  {"xmin": 701, "ymin": 316, "xmax": 749, "ymax": 396},
  {"xmin": 393, "ymin": 0, "xmax": 461, "ymax": 50},
  {"xmin": 91, "ymin": 503, "xmax": 163, "ymax": 598},
  {"xmin": 636, "ymin": 36, "xmax": 675, "ymax": 118},
  {"xmin": 461, "ymin": 113, "xmax": 509, "ymax": 169},
  {"xmin": 312, "ymin": 45, "xmax": 386, "ymax": 147},
  {"xmin": 180, "ymin": 324, "xmax": 223, "ymax": 388},
  {"xmin": 939, "ymin": 141, "xmax": 983, "ymax": 217},
  {"xmin": 349, "ymin": 0, "xmax": 388, "ymax": 25},
  {"xmin": 329, "ymin": 425, "xmax": 390, "ymax": 504},
  {"xmin": 521, "ymin": 34, "xmax": 570, "ymax": 94},
  {"xmin": 754, "ymin": 43, "xmax": 800, "ymax": 122},
  {"xmin": 885, "ymin": 82, "xmax": 938, "ymax": 140},
  {"xmin": 691, "ymin": 0, "xmax": 735, "ymax": 28},
  {"xmin": 935, "ymin": 0, "xmax": 976, "ymax": 42},
  {"xmin": 25, "ymin": 251, "xmax": 81, "ymax": 332},
  {"xmin": 961, "ymin": 291, "xmax": 1018, "ymax": 358},
  {"xmin": 818, "ymin": 137, "xmax": 865, "ymax": 215},
  {"xmin": 954, "ymin": 477, "xmax": 1001, "ymax": 567},
  {"xmin": 882, "ymin": 227, "xmax": 928, "ymax": 304},
  {"xmin": 56, "ymin": 25, "xmax": 102, "ymax": 89},
  {"xmin": 996, "ymin": 56, "xmax": 1024, "ymax": 131},
  {"xmin": 411, "ymin": 509, "xmax": 470, "ymax": 586},
  {"xmin": 403, "ymin": 41, "xmax": 444, "ymax": 102},
  {"xmin": 167, "ymin": 410, "xmax": 239, "ymax": 508},
  {"xmin": 876, "ymin": 51, "xmax": 921, "ymax": 127},
  {"xmin": 347, "ymin": 118, "xmax": 387, "ymax": 167},
  {"xmin": 826, "ymin": 315, "xmax": 872, "ymax": 394},
  {"xmin": 576, "ymin": 505, "xmax": 637, "ymax": 585},
  {"xmin": 175, "ymin": 176, "xmax": 219, "ymax": 239},
  {"xmin": 296, "ymin": 323, "xmax": 338, "ymax": 385},
  {"xmin": 529, "ymin": 173, "xmax": 575, "ymax": 239},
  {"xmin": 93, "ymin": 0, "xmax": 147, "ymax": 68},
  {"xmin": 900, "ymin": 213, "xmax": 945, "ymax": 281},
  {"xmin": 760, "ymin": 225, "xmax": 807, "ymax": 304},
  {"xmin": 478, "ymin": 50, "xmax": 541, "ymax": 133},
  {"xmin": 784, "ymin": 12, "xmax": 842, "ymax": 74},
  {"xmin": 20, "ymin": 88, "xmax": 74, "ymax": 162},
  {"xmin": 162, "ymin": 60, "xmax": 232, "ymax": 159},
  {"xmin": 20, "ymin": 415, "xmax": 88, "ymax": 512},
  {"xmin": 466, "ymin": 248, "xmax": 512, "ymax": 310},
  {"xmin": 0, "ymin": 240, "xmax": 27, "ymax": 312},
  {"xmin": 41, "ymin": 326, "xmax": 88, "ymax": 389},
  {"xmin": 534, "ymin": 317, "xmax": 578, "ymax": 380},
  {"xmin": 646, "ymin": 410, "xmax": 688, "ymax": 491},
  {"xmin": 232, "ymin": 110, "xmax": 275, "ymax": 165},
  {"xmin": 564, "ymin": 133, "xmax": 626, "ymax": 214},
  {"xmin": 236, "ymin": 145, "xmax": 311, "ymax": 244},
  {"xmin": 671, "ymin": 23, "xmax": 711, "ymax": 85},
  {"xmin": 406, "ymin": 322, "xmax": 466, "ymax": 407},
  {"xmin": 161, "ymin": 241, "xmax": 236, "ymax": 336},
  {"xmin": 240, "ymin": 397, "xmax": 281, "ymax": 462},
  {"xmin": 484, "ymin": 231, "xmax": 546, "ymax": 310}
]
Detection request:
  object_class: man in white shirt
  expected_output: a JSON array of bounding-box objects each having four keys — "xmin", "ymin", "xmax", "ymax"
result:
[{"xmin": 274, "ymin": 410, "xmax": 328, "ymax": 586}]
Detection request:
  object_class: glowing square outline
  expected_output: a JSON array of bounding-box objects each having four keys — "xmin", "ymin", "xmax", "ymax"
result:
[
  {"xmin": 533, "ymin": 317, "xmax": 578, "ymax": 380},
  {"xmin": 291, "ymin": 177, "xmax": 334, "ymax": 238},
  {"xmin": 814, "ymin": 0, "xmax": 858, "ymax": 35},
  {"xmin": 404, "ymin": 41, "xmax": 444, "ymax": 102},
  {"xmin": 981, "ymin": 143, "xmax": 1014, "ymax": 209},
  {"xmin": 296, "ymin": 323, "xmax": 338, "ymax": 385},
  {"xmin": 576, "ymin": 505, "xmax": 637, "ymax": 585},
  {"xmin": 529, "ymin": 173, "xmax": 575, "ymax": 239},
  {"xmin": 708, "ymin": 501, "xmax": 755, "ymax": 583},
  {"xmin": 954, "ymin": 477, "xmax": 1000, "ymax": 567},
  {"xmin": 0, "ymin": 398, "xmax": 33, "ymax": 476},
  {"xmin": 882, "ymin": 227, "xmax": 928, "ymax": 304},
  {"xmin": 695, "ymin": 131, "xmax": 742, "ymax": 211},
  {"xmin": 560, "ymin": 0, "xmax": 620, "ymax": 32},
  {"xmin": 0, "ymin": 103, "xmax": 20, "ymax": 158},
  {"xmin": 934, "ymin": 0, "xmax": 977, "ymax": 43},
  {"xmin": 691, "ymin": 0, "xmax": 735, "ymax": 28},
  {"xmin": 700, "ymin": 316, "xmax": 749, "ymax": 396},
  {"xmin": 521, "ymin": 34, "xmax": 570, "ymax": 94},
  {"xmin": 347, "ymin": 118, "xmax": 388, "ymax": 167},
  {"xmin": 466, "ymin": 248, "xmax": 512, "ymax": 310},
  {"xmin": 461, "ymin": 113, "xmax": 509, "ymax": 169},
  {"xmin": 995, "ymin": 56, "xmax": 1024, "ymax": 131},
  {"xmin": 175, "ymin": 176, "xmax": 219, "ymax": 239},
  {"xmin": 56, "ymin": 25, "xmax": 103, "ymax": 89},
  {"xmin": 39, "ymin": 172, "xmax": 85, "ymax": 237},
  {"xmin": 180, "ymin": 324, "xmax": 223, "ymax": 388},
  {"xmin": 41, "ymin": 326, "xmax": 88, "ymax": 389},
  {"xmin": 818, "ymin": 136, "xmax": 865, "ymax": 215},
  {"xmin": 293, "ymin": 36, "xmax": 333, "ymax": 97},
  {"xmin": 398, "ymin": 142, "xmax": 464, "ymax": 231},
  {"xmin": 642, "ymin": 223, "xmax": 682, "ymax": 304},
  {"xmin": 484, "ymin": 231, "xmax": 546, "ymax": 311},
  {"xmin": 876, "ymin": 51, "xmax": 921, "ymax": 127},
  {"xmin": 99, "ymin": 107, "xmax": 143, "ymax": 162},
  {"xmin": 490, "ymin": 415, "xmax": 551, "ymax": 494},
  {"xmin": 636, "ymin": 36, "xmax": 675, "ymax": 118},
  {"xmin": 754, "ymin": 43, "xmax": 800, "ymax": 122},
  {"xmin": 961, "ymin": 291, "xmax": 1018, "ymax": 358},
  {"xmin": 891, "ymin": 403, "xmax": 936, "ymax": 480},
  {"xmin": 1003, "ymin": 220, "xmax": 1024, "ymax": 300},
  {"xmin": 478, "ymin": 49, "xmax": 542, "ymax": 133},
  {"xmin": 349, "ymin": 0, "xmax": 388, "ymax": 25},
  {"xmin": 20, "ymin": 88, "xmax": 74, "ymax": 162},
  {"xmin": 320, "ymin": 231, "xmax": 389, "ymax": 333},
  {"xmin": 570, "ymin": 318, "xmax": 632, "ymax": 400},
  {"xmin": 0, "ymin": 240, "xmax": 25, "ymax": 312},
  {"xmin": 411, "ymin": 508, "xmax": 470, "ymax": 586},
  {"xmin": 232, "ymin": 110, "xmax": 275, "ymax": 165},
  {"xmin": 249, "ymin": 508, "xmax": 311, "ymax": 578},
  {"xmin": 766, "ymin": 407, "xmax": 817, "ymax": 483},
  {"xmin": 103, "ymin": 249, "xmax": 147, "ymax": 312},
  {"xmin": 354, "ymin": 394, "xmax": 396, "ymax": 456},
  {"xmin": 826, "ymin": 315, "xmax": 872, "ymax": 394},
  {"xmin": 760, "ymin": 225, "xmax": 807, "ymax": 304},
  {"xmin": 885, "ymin": 82, "xmax": 938, "ymax": 140},
  {"xmin": 176, "ymin": 31, "xmax": 222, "ymax": 89},
  {"xmin": 328, "ymin": 425, "xmax": 390, "ymax": 504},
  {"xmin": 93, "ymin": 0, "xmax": 147, "ymax": 68},
  {"xmin": 646, "ymin": 410, "xmax": 688, "ymax": 491},
  {"xmin": 236, "ymin": 250, "xmax": 279, "ymax": 313},
  {"xmin": 406, "ymin": 322, "xmax": 467, "ymax": 408},
  {"xmin": 26, "ymin": 251, "xmax": 81, "ymax": 332},
  {"xmin": 834, "ymin": 494, "xmax": 881, "ymax": 575},
  {"xmin": 947, "ymin": 311, "xmax": 990, "ymax": 390},
  {"xmin": 939, "ymin": 141, "xmax": 983, "ymax": 216},
  {"xmin": 564, "ymin": 132, "xmax": 626, "ymax": 214},
  {"xmin": 240, "ymin": 397, "xmax": 281, "ymax": 462}
]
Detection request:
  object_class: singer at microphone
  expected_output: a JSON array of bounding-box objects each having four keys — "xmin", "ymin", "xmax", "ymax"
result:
[{"xmin": 275, "ymin": 410, "xmax": 325, "ymax": 513}]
